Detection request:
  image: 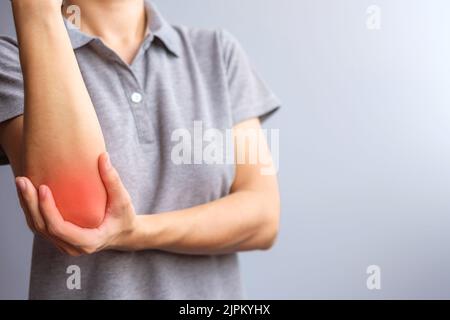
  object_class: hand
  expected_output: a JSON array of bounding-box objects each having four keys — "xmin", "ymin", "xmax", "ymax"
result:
[{"xmin": 15, "ymin": 153, "xmax": 137, "ymax": 256}]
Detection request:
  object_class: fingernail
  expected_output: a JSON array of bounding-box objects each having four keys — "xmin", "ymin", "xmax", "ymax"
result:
[
  {"xmin": 16, "ymin": 178, "xmax": 26, "ymax": 193},
  {"xmin": 104, "ymin": 153, "xmax": 112, "ymax": 170},
  {"xmin": 39, "ymin": 185, "xmax": 48, "ymax": 201}
]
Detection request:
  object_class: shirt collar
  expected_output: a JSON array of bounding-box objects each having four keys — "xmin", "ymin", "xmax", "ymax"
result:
[
  {"xmin": 64, "ymin": 0, "xmax": 181, "ymax": 57},
  {"xmin": 146, "ymin": 1, "xmax": 182, "ymax": 57}
]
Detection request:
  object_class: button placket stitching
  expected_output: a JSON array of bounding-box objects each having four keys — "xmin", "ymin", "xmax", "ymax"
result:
[
  {"xmin": 115, "ymin": 63, "xmax": 156, "ymax": 144},
  {"xmin": 91, "ymin": 36, "xmax": 157, "ymax": 144}
]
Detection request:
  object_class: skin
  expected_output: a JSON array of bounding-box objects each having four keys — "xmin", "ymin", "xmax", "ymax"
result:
[
  {"xmin": 0, "ymin": 0, "xmax": 280, "ymax": 256},
  {"xmin": 12, "ymin": 0, "xmax": 107, "ymax": 228}
]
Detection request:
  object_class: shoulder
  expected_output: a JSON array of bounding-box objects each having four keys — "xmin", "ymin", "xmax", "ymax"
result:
[
  {"xmin": 172, "ymin": 26, "xmax": 243, "ymax": 59},
  {"xmin": 174, "ymin": 26, "xmax": 236, "ymax": 44}
]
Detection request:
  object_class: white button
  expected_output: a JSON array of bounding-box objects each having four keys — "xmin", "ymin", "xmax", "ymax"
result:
[{"xmin": 131, "ymin": 92, "xmax": 143, "ymax": 104}]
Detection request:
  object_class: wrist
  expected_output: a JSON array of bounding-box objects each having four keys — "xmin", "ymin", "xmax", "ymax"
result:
[{"xmin": 110, "ymin": 215, "xmax": 155, "ymax": 251}]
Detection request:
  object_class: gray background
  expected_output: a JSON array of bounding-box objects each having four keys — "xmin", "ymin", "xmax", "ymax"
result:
[{"xmin": 1, "ymin": 0, "xmax": 450, "ymax": 299}]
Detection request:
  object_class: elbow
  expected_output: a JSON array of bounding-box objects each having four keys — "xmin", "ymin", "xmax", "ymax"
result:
[
  {"xmin": 24, "ymin": 161, "xmax": 107, "ymax": 228},
  {"xmin": 258, "ymin": 214, "xmax": 280, "ymax": 250},
  {"xmin": 256, "ymin": 197, "xmax": 280, "ymax": 251}
]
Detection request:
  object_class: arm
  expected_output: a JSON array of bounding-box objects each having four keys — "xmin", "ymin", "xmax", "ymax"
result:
[
  {"xmin": 15, "ymin": 118, "xmax": 280, "ymax": 256},
  {"xmin": 11, "ymin": 0, "xmax": 106, "ymax": 228},
  {"xmin": 122, "ymin": 118, "xmax": 280, "ymax": 254},
  {"xmin": 127, "ymin": 190, "xmax": 279, "ymax": 255}
]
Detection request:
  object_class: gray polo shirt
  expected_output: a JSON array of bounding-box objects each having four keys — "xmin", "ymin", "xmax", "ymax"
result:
[{"xmin": 0, "ymin": 1, "xmax": 280, "ymax": 299}]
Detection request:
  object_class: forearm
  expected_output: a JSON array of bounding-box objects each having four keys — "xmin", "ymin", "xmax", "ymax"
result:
[
  {"xmin": 12, "ymin": 1, "xmax": 106, "ymax": 228},
  {"xmin": 121, "ymin": 190, "xmax": 279, "ymax": 255}
]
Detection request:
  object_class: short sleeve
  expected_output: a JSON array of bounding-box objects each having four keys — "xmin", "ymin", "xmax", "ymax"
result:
[
  {"xmin": 0, "ymin": 36, "xmax": 24, "ymax": 165},
  {"xmin": 219, "ymin": 30, "xmax": 281, "ymax": 125}
]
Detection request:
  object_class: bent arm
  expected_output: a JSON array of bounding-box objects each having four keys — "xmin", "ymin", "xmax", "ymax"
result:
[
  {"xmin": 11, "ymin": 1, "xmax": 106, "ymax": 228},
  {"xmin": 119, "ymin": 119, "xmax": 280, "ymax": 255}
]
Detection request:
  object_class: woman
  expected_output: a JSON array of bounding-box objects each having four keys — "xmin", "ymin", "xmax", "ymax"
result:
[{"xmin": 0, "ymin": 0, "xmax": 281, "ymax": 299}]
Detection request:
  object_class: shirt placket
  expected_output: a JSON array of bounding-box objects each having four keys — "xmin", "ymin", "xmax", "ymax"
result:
[
  {"xmin": 118, "ymin": 67, "xmax": 155, "ymax": 144},
  {"xmin": 127, "ymin": 36, "xmax": 156, "ymax": 144},
  {"xmin": 89, "ymin": 37, "xmax": 156, "ymax": 145}
]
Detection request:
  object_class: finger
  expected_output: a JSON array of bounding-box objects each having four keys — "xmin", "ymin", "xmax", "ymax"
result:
[
  {"xmin": 54, "ymin": 241, "xmax": 82, "ymax": 257},
  {"xmin": 49, "ymin": 237, "xmax": 82, "ymax": 257},
  {"xmin": 98, "ymin": 153, "xmax": 131, "ymax": 211},
  {"xmin": 42, "ymin": 232, "xmax": 83, "ymax": 257},
  {"xmin": 38, "ymin": 185, "xmax": 90, "ymax": 245},
  {"xmin": 15, "ymin": 177, "xmax": 36, "ymax": 232},
  {"xmin": 16, "ymin": 187, "xmax": 34, "ymax": 232},
  {"xmin": 16, "ymin": 179, "xmax": 81, "ymax": 255},
  {"xmin": 16, "ymin": 190, "xmax": 36, "ymax": 232},
  {"xmin": 15, "ymin": 177, "xmax": 47, "ymax": 233}
]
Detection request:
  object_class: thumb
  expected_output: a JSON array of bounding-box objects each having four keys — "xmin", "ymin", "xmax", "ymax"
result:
[{"xmin": 98, "ymin": 153, "xmax": 131, "ymax": 209}]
